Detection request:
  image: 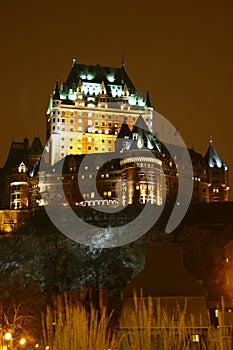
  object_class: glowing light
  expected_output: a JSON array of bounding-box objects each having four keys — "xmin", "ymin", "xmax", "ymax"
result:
[
  {"xmin": 5, "ymin": 333, "xmax": 12, "ymax": 340},
  {"xmin": 106, "ymin": 74, "xmax": 115, "ymax": 82},
  {"xmin": 19, "ymin": 338, "xmax": 26, "ymax": 345},
  {"xmin": 191, "ymin": 335, "xmax": 200, "ymax": 342}
]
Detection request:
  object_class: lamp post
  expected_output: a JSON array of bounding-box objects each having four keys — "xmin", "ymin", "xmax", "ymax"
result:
[
  {"xmin": 4, "ymin": 332, "xmax": 13, "ymax": 350},
  {"xmin": 19, "ymin": 337, "xmax": 27, "ymax": 350}
]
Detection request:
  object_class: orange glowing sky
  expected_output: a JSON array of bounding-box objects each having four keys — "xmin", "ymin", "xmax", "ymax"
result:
[{"xmin": 0, "ymin": 1, "xmax": 232, "ymax": 196}]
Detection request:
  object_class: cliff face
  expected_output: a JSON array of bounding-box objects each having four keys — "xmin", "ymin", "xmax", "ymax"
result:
[{"xmin": 1, "ymin": 202, "xmax": 233, "ymax": 300}]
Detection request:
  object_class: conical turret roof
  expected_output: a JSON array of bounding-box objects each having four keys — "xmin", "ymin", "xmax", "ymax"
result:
[{"xmin": 205, "ymin": 139, "xmax": 223, "ymax": 168}]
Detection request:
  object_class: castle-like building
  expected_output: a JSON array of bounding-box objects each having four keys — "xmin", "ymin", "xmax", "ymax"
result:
[{"xmin": 0, "ymin": 59, "xmax": 229, "ymax": 221}]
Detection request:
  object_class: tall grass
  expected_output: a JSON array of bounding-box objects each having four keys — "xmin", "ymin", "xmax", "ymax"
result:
[
  {"xmin": 43, "ymin": 293, "xmax": 233, "ymax": 350},
  {"xmin": 42, "ymin": 293, "xmax": 119, "ymax": 350}
]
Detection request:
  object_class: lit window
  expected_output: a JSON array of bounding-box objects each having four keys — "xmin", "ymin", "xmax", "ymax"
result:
[{"xmin": 191, "ymin": 335, "xmax": 199, "ymax": 343}]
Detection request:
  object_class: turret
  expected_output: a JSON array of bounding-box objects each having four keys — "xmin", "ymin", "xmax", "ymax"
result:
[{"xmin": 205, "ymin": 138, "xmax": 229, "ymax": 202}]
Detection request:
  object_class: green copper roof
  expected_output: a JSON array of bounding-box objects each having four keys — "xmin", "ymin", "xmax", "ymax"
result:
[{"xmin": 64, "ymin": 63, "xmax": 138, "ymax": 96}]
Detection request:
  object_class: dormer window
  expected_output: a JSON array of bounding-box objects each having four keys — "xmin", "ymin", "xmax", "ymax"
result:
[
  {"xmin": 132, "ymin": 133, "xmax": 138, "ymax": 141},
  {"xmin": 18, "ymin": 162, "xmax": 27, "ymax": 173}
]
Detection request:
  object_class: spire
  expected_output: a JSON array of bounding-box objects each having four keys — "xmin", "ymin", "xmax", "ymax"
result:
[
  {"xmin": 205, "ymin": 138, "xmax": 223, "ymax": 168},
  {"xmin": 72, "ymin": 56, "xmax": 76, "ymax": 67},
  {"xmin": 77, "ymin": 79, "xmax": 83, "ymax": 93},
  {"xmin": 123, "ymin": 83, "xmax": 129, "ymax": 96},
  {"xmin": 121, "ymin": 51, "xmax": 125, "ymax": 68},
  {"xmin": 100, "ymin": 81, "xmax": 106, "ymax": 95},
  {"xmin": 46, "ymin": 93, "xmax": 53, "ymax": 115},
  {"xmin": 145, "ymin": 88, "xmax": 152, "ymax": 108},
  {"xmin": 53, "ymin": 81, "xmax": 60, "ymax": 100}
]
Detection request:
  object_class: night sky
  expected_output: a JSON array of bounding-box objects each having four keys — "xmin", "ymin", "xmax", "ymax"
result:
[{"xmin": 0, "ymin": 1, "xmax": 232, "ymax": 196}]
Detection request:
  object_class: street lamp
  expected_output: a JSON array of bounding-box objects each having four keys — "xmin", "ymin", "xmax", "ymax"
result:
[
  {"xmin": 4, "ymin": 332, "xmax": 12, "ymax": 341},
  {"xmin": 4, "ymin": 332, "xmax": 13, "ymax": 350},
  {"xmin": 19, "ymin": 337, "xmax": 26, "ymax": 346}
]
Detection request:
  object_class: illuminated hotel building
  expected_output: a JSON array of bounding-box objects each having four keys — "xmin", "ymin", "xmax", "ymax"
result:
[
  {"xmin": 46, "ymin": 59, "xmax": 153, "ymax": 165},
  {"xmin": 0, "ymin": 60, "xmax": 229, "ymax": 213}
]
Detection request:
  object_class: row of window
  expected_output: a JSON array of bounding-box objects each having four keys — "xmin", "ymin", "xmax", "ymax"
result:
[
  {"xmin": 52, "ymin": 110, "xmax": 137, "ymax": 121},
  {"xmin": 61, "ymin": 146, "xmax": 112, "ymax": 157},
  {"xmin": 53, "ymin": 117, "xmax": 118, "ymax": 128}
]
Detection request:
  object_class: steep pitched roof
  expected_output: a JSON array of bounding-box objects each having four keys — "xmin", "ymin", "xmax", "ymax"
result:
[
  {"xmin": 4, "ymin": 139, "xmax": 29, "ymax": 171},
  {"xmin": 117, "ymin": 118, "xmax": 131, "ymax": 139},
  {"xmin": 29, "ymin": 137, "xmax": 43, "ymax": 155},
  {"xmin": 53, "ymin": 81, "xmax": 60, "ymax": 100},
  {"xmin": 130, "ymin": 115, "xmax": 160, "ymax": 151},
  {"xmin": 64, "ymin": 63, "xmax": 137, "ymax": 96},
  {"xmin": 145, "ymin": 88, "xmax": 152, "ymax": 108},
  {"xmin": 205, "ymin": 140, "xmax": 223, "ymax": 168}
]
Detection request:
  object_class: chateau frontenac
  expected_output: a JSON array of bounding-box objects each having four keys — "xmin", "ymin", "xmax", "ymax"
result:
[{"xmin": 0, "ymin": 59, "xmax": 229, "ymax": 222}]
